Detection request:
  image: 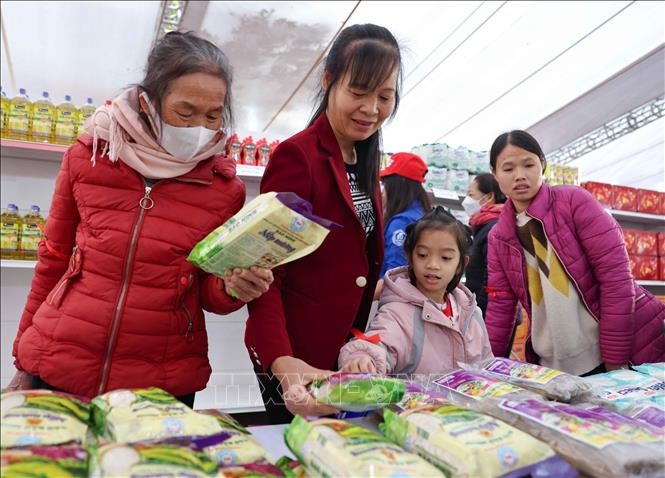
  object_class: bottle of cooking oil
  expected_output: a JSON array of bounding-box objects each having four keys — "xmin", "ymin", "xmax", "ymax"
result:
[
  {"xmin": 1, "ymin": 204, "xmax": 22, "ymax": 260},
  {"xmin": 20, "ymin": 205, "xmax": 45, "ymax": 260},
  {"xmin": 0, "ymin": 86, "xmax": 9, "ymax": 138},
  {"xmin": 54, "ymin": 95, "xmax": 78, "ymax": 145},
  {"xmin": 77, "ymin": 97, "xmax": 95, "ymax": 135},
  {"xmin": 6, "ymin": 88, "xmax": 31, "ymax": 141},
  {"xmin": 31, "ymin": 91, "xmax": 56, "ymax": 143}
]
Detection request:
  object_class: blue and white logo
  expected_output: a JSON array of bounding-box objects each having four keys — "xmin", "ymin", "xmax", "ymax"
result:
[
  {"xmin": 290, "ymin": 216, "xmax": 306, "ymax": 233},
  {"xmin": 391, "ymin": 229, "xmax": 406, "ymax": 246}
]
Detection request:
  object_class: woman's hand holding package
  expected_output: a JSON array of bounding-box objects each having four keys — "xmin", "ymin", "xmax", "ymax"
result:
[
  {"xmin": 271, "ymin": 356, "xmax": 340, "ymax": 417},
  {"xmin": 5, "ymin": 370, "xmax": 33, "ymax": 391},
  {"xmin": 223, "ymin": 267, "xmax": 274, "ymax": 302},
  {"xmin": 340, "ymin": 355, "xmax": 377, "ymax": 374}
]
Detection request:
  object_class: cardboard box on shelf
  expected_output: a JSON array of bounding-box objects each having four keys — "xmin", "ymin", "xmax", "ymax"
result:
[
  {"xmin": 622, "ymin": 228, "xmax": 638, "ymax": 255},
  {"xmin": 612, "ymin": 185, "xmax": 638, "ymax": 211},
  {"xmin": 581, "ymin": 181, "xmax": 613, "ymax": 208},
  {"xmin": 635, "ymin": 231, "xmax": 658, "ymax": 256},
  {"xmin": 658, "ymin": 232, "xmax": 665, "ymax": 257},
  {"xmin": 631, "ymin": 255, "xmax": 659, "ymax": 280},
  {"xmin": 636, "ymin": 189, "xmax": 661, "ymax": 215}
]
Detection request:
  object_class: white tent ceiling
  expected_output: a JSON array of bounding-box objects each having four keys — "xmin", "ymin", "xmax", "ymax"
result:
[{"xmin": 1, "ymin": 0, "xmax": 663, "ymax": 189}]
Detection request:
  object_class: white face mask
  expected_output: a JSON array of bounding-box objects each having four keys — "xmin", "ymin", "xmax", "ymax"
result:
[
  {"xmin": 462, "ymin": 195, "xmax": 482, "ymax": 217},
  {"xmin": 140, "ymin": 91, "xmax": 221, "ymax": 162}
]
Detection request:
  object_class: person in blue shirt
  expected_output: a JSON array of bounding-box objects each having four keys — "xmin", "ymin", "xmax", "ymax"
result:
[{"xmin": 375, "ymin": 152, "xmax": 431, "ymax": 299}]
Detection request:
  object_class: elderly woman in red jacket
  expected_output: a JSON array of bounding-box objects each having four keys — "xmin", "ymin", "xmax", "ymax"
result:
[
  {"xmin": 246, "ymin": 23, "xmax": 405, "ymax": 423},
  {"xmin": 6, "ymin": 32, "xmax": 273, "ymax": 407}
]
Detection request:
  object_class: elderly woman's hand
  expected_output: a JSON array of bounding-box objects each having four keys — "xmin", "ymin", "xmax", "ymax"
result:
[{"xmin": 222, "ymin": 267, "xmax": 274, "ymax": 302}]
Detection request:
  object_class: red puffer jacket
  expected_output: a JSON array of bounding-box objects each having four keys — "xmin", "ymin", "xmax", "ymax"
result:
[{"xmin": 13, "ymin": 135, "xmax": 246, "ymax": 398}]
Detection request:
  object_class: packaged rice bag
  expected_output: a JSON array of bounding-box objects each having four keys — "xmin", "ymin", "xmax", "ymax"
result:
[
  {"xmin": 285, "ymin": 416, "xmax": 443, "ymax": 477},
  {"xmin": 308, "ymin": 373, "xmax": 406, "ymax": 412},
  {"xmin": 619, "ymin": 400, "xmax": 665, "ymax": 429},
  {"xmin": 1, "ymin": 390, "xmax": 90, "ymax": 447},
  {"xmin": 381, "ymin": 401, "xmax": 573, "ymax": 478},
  {"xmin": 196, "ymin": 409, "xmax": 272, "ymax": 465},
  {"xmin": 91, "ymin": 387, "xmax": 221, "ymax": 443},
  {"xmin": 475, "ymin": 397, "xmax": 665, "ymax": 478},
  {"xmin": 633, "ymin": 363, "xmax": 665, "ymax": 380},
  {"xmin": 188, "ymin": 192, "xmax": 339, "ymax": 276},
  {"xmin": 1, "ymin": 445, "xmax": 89, "ymax": 477},
  {"xmin": 218, "ymin": 462, "xmax": 286, "ymax": 477},
  {"xmin": 275, "ymin": 456, "xmax": 307, "ymax": 478},
  {"xmin": 461, "ymin": 357, "xmax": 592, "ymax": 402},
  {"xmin": 583, "ymin": 369, "xmax": 665, "ymax": 410},
  {"xmin": 90, "ymin": 442, "xmax": 218, "ymax": 477},
  {"xmin": 429, "ymin": 370, "xmax": 539, "ymax": 408}
]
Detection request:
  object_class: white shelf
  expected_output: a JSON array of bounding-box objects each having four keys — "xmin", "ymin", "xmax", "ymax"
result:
[
  {"xmin": 1, "ymin": 259, "xmax": 37, "ymax": 269},
  {"xmin": 637, "ymin": 280, "xmax": 665, "ymax": 287},
  {"xmin": 1, "ymin": 139, "xmax": 265, "ymax": 181},
  {"xmin": 609, "ymin": 209, "xmax": 665, "ymax": 226}
]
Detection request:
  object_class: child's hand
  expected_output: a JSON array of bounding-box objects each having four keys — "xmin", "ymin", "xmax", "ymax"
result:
[{"xmin": 341, "ymin": 356, "xmax": 377, "ymax": 373}]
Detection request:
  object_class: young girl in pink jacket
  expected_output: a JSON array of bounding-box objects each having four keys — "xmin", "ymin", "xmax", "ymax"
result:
[{"xmin": 339, "ymin": 207, "xmax": 493, "ymax": 375}]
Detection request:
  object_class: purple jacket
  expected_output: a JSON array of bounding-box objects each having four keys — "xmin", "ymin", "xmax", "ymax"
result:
[{"xmin": 486, "ymin": 183, "xmax": 664, "ymax": 366}]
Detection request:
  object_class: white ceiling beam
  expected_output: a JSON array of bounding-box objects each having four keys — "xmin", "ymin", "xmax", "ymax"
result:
[{"xmin": 527, "ymin": 44, "xmax": 665, "ymax": 154}]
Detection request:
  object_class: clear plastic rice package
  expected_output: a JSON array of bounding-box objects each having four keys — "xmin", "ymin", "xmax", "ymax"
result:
[
  {"xmin": 188, "ymin": 191, "xmax": 339, "ymax": 275},
  {"xmin": 461, "ymin": 357, "xmax": 592, "ymax": 402},
  {"xmin": 583, "ymin": 369, "xmax": 665, "ymax": 410},
  {"xmin": 619, "ymin": 400, "xmax": 665, "ymax": 429},
  {"xmin": 1, "ymin": 445, "xmax": 89, "ymax": 477},
  {"xmin": 428, "ymin": 369, "xmax": 540, "ymax": 408},
  {"xmin": 275, "ymin": 455, "xmax": 307, "ymax": 478},
  {"xmin": 91, "ymin": 387, "xmax": 221, "ymax": 444},
  {"xmin": 217, "ymin": 462, "xmax": 287, "ymax": 477},
  {"xmin": 196, "ymin": 409, "xmax": 272, "ymax": 466},
  {"xmin": 474, "ymin": 397, "xmax": 665, "ymax": 478},
  {"xmin": 381, "ymin": 401, "xmax": 574, "ymax": 478},
  {"xmin": 90, "ymin": 442, "xmax": 219, "ymax": 477},
  {"xmin": 284, "ymin": 416, "xmax": 444, "ymax": 477},
  {"xmin": 633, "ymin": 363, "xmax": 665, "ymax": 380},
  {"xmin": 1, "ymin": 390, "xmax": 91, "ymax": 447},
  {"xmin": 308, "ymin": 373, "xmax": 406, "ymax": 412}
]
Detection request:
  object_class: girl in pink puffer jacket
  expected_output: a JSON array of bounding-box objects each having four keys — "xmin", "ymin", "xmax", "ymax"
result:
[{"xmin": 339, "ymin": 207, "xmax": 493, "ymax": 375}]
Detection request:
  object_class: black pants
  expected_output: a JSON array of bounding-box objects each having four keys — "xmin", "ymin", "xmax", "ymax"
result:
[
  {"xmin": 253, "ymin": 365, "xmax": 294, "ymax": 425},
  {"xmin": 31, "ymin": 376, "xmax": 196, "ymax": 408}
]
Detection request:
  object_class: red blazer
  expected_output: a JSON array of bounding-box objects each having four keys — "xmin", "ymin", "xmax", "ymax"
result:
[{"xmin": 246, "ymin": 114, "xmax": 385, "ymax": 371}]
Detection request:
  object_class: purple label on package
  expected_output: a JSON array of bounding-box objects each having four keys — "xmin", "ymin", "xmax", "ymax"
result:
[
  {"xmin": 485, "ymin": 358, "xmax": 514, "ymax": 376},
  {"xmin": 584, "ymin": 406, "xmax": 664, "ymax": 436},
  {"xmin": 633, "ymin": 406, "xmax": 665, "ymax": 429},
  {"xmin": 435, "ymin": 370, "xmax": 494, "ymax": 388}
]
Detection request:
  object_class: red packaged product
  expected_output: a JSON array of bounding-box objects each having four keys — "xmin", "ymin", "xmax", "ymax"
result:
[
  {"xmin": 581, "ymin": 181, "xmax": 613, "ymax": 207},
  {"xmin": 660, "ymin": 256, "xmax": 665, "ymax": 281},
  {"xmin": 660, "ymin": 192, "xmax": 665, "ymax": 215},
  {"xmin": 622, "ymin": 229, "xmax": 638, "ymax": 255},
  {"xmin": 255, "ymin": 138, "xmax": 270, "ymax": 167},
  {"xmin": 635, "ymin": 231, "xmax": 658, "ymax": 256},
  {"xmin": 628, "ymin": 255, "xmax": 636, "ymax": 278},
  {"xmin": 658, "ymin": 232, "xmax": 665, "ymax": 257},
  {"xmin": 612, "ymin": 185, "xmax": 638, "ymax": 211},
  {"xmin": 637, "ymin": 189, "xmax": 661, "ymax": 214},
  {"xmin": 225, "ymin": 133, "xmax": 242, "ymax": 163},
  {"xmin": 632, "ymin": 255, "xmax": 659, "ymax": 280},
  {"xmin": 241, "ymin": 136, "xmax": 257, "ymax": 166}
]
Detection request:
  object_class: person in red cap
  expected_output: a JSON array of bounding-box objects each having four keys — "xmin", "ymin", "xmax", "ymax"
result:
[{"xmin": 376, "ymin": 152, "xmax": 431, "ymax": 298}]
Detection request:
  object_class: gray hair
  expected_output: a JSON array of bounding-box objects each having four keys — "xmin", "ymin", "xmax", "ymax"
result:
[{"xmin": 139, "ymin": 31, "xmax": 234, "ymax": 131}]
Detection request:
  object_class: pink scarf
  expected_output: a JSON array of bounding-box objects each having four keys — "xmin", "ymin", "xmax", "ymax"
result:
[{"xmin": 84, "ymin": 87, "xmax": 225, "ymax": 179}]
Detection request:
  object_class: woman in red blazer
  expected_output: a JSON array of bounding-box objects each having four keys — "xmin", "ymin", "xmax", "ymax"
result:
[{"xmin": 246, "ymin": 24, "xmax": 405, "ymax": 423}]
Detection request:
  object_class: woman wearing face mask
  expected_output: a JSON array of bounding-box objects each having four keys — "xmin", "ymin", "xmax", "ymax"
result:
[
  {"xmin": 246, "ymin": 23, "xmax": 404, "ymax": 423},
  {"xmin": 6, "ymin": 32, "xmax": 273, "ymax": 406},
  {"xmin": 463, "ymin": 173, "xmax": 506, "ymax": 317}
]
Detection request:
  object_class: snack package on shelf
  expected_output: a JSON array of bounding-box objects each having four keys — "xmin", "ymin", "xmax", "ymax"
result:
[
  {"xmin": 381, "ymin": 401, "xmax": 574, "ymax": 478},
  {"xmin": 195, "ymin": 409, "xmax": 272, "ymax": 466},
  {"xmin": 1, "ymin": 390, "xmax": 91, "ymax": 447},
  {"xmin": 188, "ymin": 192, "xmax": 338, "ymax": 275},
  {"xmin": 474, "ymin": 397, "xmax": 665, "ymax": 478},
  {"xmin": 226, "ymin": 133, "xmax": 242, "ymax": 163},
  {"xmin": 90, "ymin": 442, "xmax": 219, "ymax": 477},
  {"xmin": 622, "ymin": 228, "xmax": 638, "ymax": 255},
  {"xmin": 1, "ymin": 445, "xmax": 89, "ymax": 477},
  {"xmin": 660, "ymin": 257, "xmax": 665, "ymax": 281},
  {"xmin": 428, "ymin": 369, "xmax": 540, "ymax": 408},
  {"xmin": 612, "ymin": 185, "xmax": 638, "ymax": 212},
  {"xmin": 581, "ymin": 181, "xmax": 613, "ymax": 208},
  {"xmin": 307, "ymin": 373, "xmax": 406, "ymax": 412},
  {"xmin": 582, "ymin": 369, "xmax": 665, "ymax": 411},
  {"xmin": 284, "ymin": 416, "xmax": 444, "ymax": 477},
  {"xmin": 632, "ymin": 255, "xmax": 659, "ymax": 280},
  {"xmin": 459, "ymin": 357, "xmax": 592, "ymax": 402},
  {"xmin": 635, "ymin": 231, "xmax": 658, "ymax": 256},
  {"xmin": 637, "ymin": 189, "xmax": 661, "ymax": 214},
  {"xmin": 256, "ymin": 138, "xmax": 271, "ymax": 167},
  {"xmin": 240, "ymin": 136, "xmax": 257, "ymax": 166},
  {"xmin": 90, "ymin": 387, "xmax": 221, "ymax": 444},
  {"xmin": 659, "ymin": 232, "xmax": 665, "ymax": 257}
]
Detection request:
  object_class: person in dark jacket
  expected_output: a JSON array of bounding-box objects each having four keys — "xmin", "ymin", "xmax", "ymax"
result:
[
  {"xmin": 463, "ymin": 173, "xmax": 506, "ymax": 316},
  {"xmin": 374, "ymin": 152, "xmax": 431, "ymax": 299}
]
